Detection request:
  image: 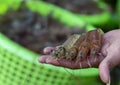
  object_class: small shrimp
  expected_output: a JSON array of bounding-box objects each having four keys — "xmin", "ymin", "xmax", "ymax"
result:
[
  {"xmin": 50, "ymin": 46, "xmax": 65, "ymax": 58},
  {"xmin": 50, "ymin": 34, "xmax": 80, "ymax": 58},
  {"xmin": 65, "ymin": 33, "xmax": 85, "ymax": 60},
  {"xmin": 89, "ymin": 29, "xmax": 104, "ymax": 57},
  {"xmin": 76, "ymin": 33, "xmax": 91, "ymax": 61}
]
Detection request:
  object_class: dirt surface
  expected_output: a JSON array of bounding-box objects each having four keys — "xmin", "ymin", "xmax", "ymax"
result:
[
  {"xmin": 0, "ymin": 3, "xmax": 84, "ymax": 54},
  {"xmin": 44, "ymin": 0, "xmax": 103, "ymax": 14}
]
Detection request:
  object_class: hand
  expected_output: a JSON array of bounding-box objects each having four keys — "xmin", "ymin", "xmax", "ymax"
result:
[
  {"xmin": 39, "ymin": 29, "xmax": 120, "ymax": 84},
  {"xmin": 99, "ymin": 29, "xmax": 120, "ymax": 83},
  {"xmin": 39, "ymin": 46, "xmax": 104, "ymax": 69}
]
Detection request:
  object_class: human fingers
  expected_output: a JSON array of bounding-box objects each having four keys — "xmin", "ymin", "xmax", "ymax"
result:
[
  {"xmin": 101, "ymin": 41, "xmax": 110, "ymax": 56},
  {"xmin": 99, "ymin": 58, "xmax": 110, "ymax": 84},
  {"xmin": 43, "ymin": 47, "xmax": 56, "ymax": 54},
  {"xmin": 99, "ymin": 47, "xmax": 120, "ymax": 83},
  {"xmin": 39, "ymin": 54, "xmax": 104, "ymax": 69},
  {"xmin": 39, "ymin": 55, "xmax": 50, "ymax": 63}
]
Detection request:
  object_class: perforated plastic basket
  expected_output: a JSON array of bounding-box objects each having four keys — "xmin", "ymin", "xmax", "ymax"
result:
[
  {"xmin": 26, "ymin": 0, "xmax": 96, "ymax": 31},
  {"xmin": 0, "ymin": 33, "xmax": 103, "ymax": 85},
  {"xmin": 76, "ymin": 0, "xmax": 111, "ymax": 26},
  {"xmin": 35, "ymin": 0, "xmax": 111, "ymax": 26},
  {"xmin": 0, "ymin": 1, "xmax": 103, "ymax": 85},
  {"xmin": 117, "ymin": 0, "xmax": 120, "ymax": 27},
  {"xmin": 0, "ymin": 0, "xmax": 22, "ymax": 14}
]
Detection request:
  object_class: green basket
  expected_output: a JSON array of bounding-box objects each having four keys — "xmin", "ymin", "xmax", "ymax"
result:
[
  {"xmin": 117, "ymin": 0, "xmax": 120, "ymax": 27},
  {"xmin": 0, "ymin": 0, "xmax": 103, "ymax": 85},
  {"xmin": 40, "ymin": 0, "xmax": 111, "ymax": 26},
  {"xmin": 26, "ymin": 0, "xmax": 112, "ymax": 31},
  {"xmin": 26, "ymin": 0, "xmax": 96, "ymax": 31},
  {"xmin": 0, "ymin": 33, "xmax": 103, "ymax": 85},
  {"xmin": 0, "ymin": 0, "xmax": 22, "ymax": 15},
  {"xmin": 76, "ymin": 0, "xmax": 111, "ymax": 26}
]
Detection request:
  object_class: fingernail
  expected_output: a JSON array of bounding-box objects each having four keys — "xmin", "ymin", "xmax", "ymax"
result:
[
  {"xmin": 99, "ymin": 61, "xmax": 110, "ymax": 83},
  {"xmin": 38, "ymin": 57, "xmax": 45, "ymax": 63},
  {"xmin": 44, "ymin": 47, "xmax": 55, "ymax": 54},
  {"xmin": 106, "ymin": 77, "xmax": 110, "ymax": 85}
]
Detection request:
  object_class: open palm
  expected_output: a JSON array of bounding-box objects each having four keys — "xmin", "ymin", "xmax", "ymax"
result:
[{"xmin": 39, "ymin": 29, "xmax": 120, "ymax": 83}]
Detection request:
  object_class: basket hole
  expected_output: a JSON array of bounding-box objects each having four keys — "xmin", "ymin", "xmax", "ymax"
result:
[
  {"xmin": 46, "ymin": 73, "xmax": 50, "ymax": 77},
  {"xmin": 58, "ymin": 82, "xmax": 62, "ymax": 85},
  {"xmin": 9, "ymin": 58, "xmax": 13, "ymax": 61},
  {"xmin": 44, "ymin": 79, "xmax": 47, "ymax": 82},
  {"xmin": 12, "ymin": 72, "xmax": 16, "ymax": 76},
  {"xmin": 60, "ymin": 76, "xmax": 64, "ymax": 79},
  {"xmin": 7, "ymin": 63, "xmax": 11, "ymax": 67},
  {"xmin": 38, "ymin": 72, "xmax": 43, "ymax": 75},
  {"xmin": 1, "ymin": 59, "xmax": 5, "ymax": 63},
  {"xmin": 26, "ymin": 79, "xmax": 30, "ymax": 83},
  {"xmin": 6, "ymin": 68, "xmax": 10, "ymax": 72},
  {"xmin": 28, "ymin": 74, "xmax": 32, "ymax": 77},
  {"xmin": 30, "ymin": 69, "xmax": 35, "ymax": 72},
  {"xmin": 14, "ymin": 67, "xmax": 18, "ymax": 70},
  {"xmin": 36, "ymin": 77, "xmax": 40, "ymax": 80},
  {"xmin": 16, "ymin": 62, "xmax": 20, "ymax": 65},
  {"xmin": 53, "ymin": 75, "xmax": 57, "ymax": 78},
  {"xmin": 23, "ymin": 65, "xmax": 27, "ymax": 69},
  {"xmin": 21, "ymin": 71, "xmax": 25, "ymax": 74},
  {"xmin": 10, "ymin": 78, "xmax": 14, "ymax": 81},
  {"xmin": 19, "ymin": 76, "xmax": 23, "ymax": 80},
  {"xmin": 51, "ymin": 81, "xmax": 55, "ymax": 84},
  {"xmin": 0, "ymin": 65, "xmax": 4, "ymax": 68}
]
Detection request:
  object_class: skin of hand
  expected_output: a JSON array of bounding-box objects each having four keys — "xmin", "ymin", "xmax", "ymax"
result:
[{"xmin": 39, "ymin": 29, "xmax": 120, "ymax": 84}]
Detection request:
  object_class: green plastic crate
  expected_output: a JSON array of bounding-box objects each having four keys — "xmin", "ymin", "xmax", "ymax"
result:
[
  {"xmin": 117, "ymin": 0, "xmax": 120, "ymax": 27},
  {"xmin": 0, "ymin": 0, "xmax": 22, "ymax": 14},
  {"xmin": 0, "ymin": 0, "xmax": 103, "ymax": 85},
  {"xmin": 0, "ymin": 33, "xmax": 103, "ymax": 85},
  {"xmin": 40, "ymin": 0, "xmax": 111, "ymax": 26},
  {"xmin": 26, "ymin": 0, "xmax": 96, "ymax": 31},
  {"xmin": 76, "ymin": 0, "xmax": 111, "ymax": 26}
]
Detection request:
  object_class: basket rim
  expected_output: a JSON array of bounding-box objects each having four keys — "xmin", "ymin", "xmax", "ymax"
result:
[
  {"xmin": 26, "ymin": 0, "xmax": 111, "ymax": 25},
  {"xmin": 0, "ymin": 0, "xmax": 99, "ymax": 77},
  {"xmin": 26, "ymin": 0, "xmax": 96, "ymax": 31}
]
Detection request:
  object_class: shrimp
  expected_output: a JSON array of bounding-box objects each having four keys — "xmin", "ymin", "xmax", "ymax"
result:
[{"xmin": 50, "ymin": 34, "xmax": 80, "ymax": 58}]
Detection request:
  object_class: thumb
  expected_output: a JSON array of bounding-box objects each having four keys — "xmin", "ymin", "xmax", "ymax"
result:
[{"xmin": 99, "ymin": 58, "xmax": 110, "ymax": 83}]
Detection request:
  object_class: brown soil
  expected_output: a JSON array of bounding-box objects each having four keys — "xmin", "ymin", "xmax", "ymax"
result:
[{"xmin": 0, "ymin": 3, "xmax": 84, "ymax": 54}]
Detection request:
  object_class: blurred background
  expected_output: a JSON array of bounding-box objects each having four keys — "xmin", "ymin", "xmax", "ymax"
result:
[{"xmin": 0, "ymin": 0, "xmax": 120, "ymax": 85}]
